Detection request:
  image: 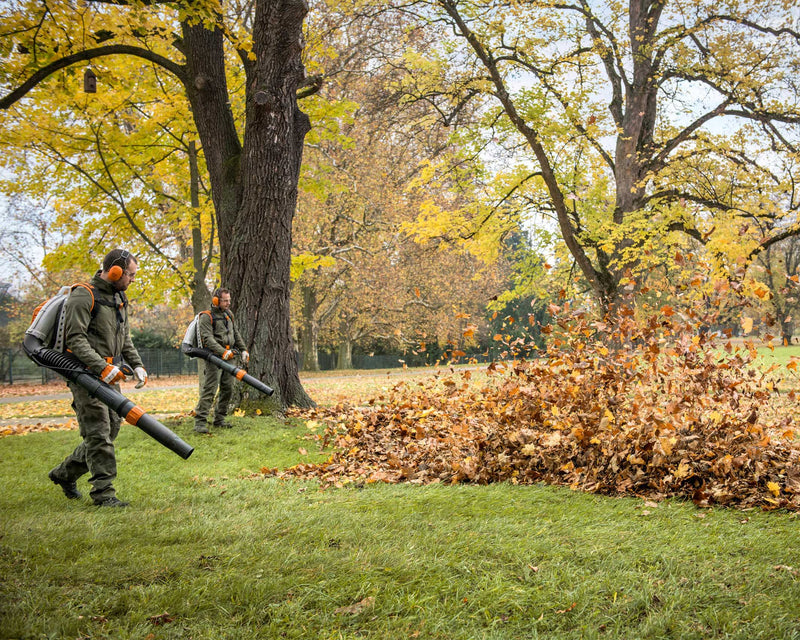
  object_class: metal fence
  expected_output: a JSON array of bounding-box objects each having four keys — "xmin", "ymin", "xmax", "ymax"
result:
[
  {"xmin": 2, "ymin": 348, "xmax": 199, "ymax": 385},
  {"xmin": 2, "ymin": 347, "xmax": 497, "ymax": 385},
  {"xmin": 314, "ymin": 350, "xmax": 496, "ymax": 371}
]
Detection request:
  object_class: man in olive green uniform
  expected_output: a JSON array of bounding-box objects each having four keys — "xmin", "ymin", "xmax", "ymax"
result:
[
  {"xmin": 47, "ymin": 249, "xmax": 148, "ymax": 508},
  {"xmin": 194, "ymin": 288, "xmax": 248, "ymax": 433}
]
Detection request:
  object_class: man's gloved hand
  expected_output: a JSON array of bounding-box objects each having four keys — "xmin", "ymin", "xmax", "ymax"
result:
[
  {"xmin": 222, "ymin": 349, "xmax": 234, "ymax": 360},
  {"xmin": 241, "ymin": 350, "xmax": 250, "ymax": 365},
  {"xmin": 134, "ymin": 366, "xmax": 148, "ymax": 389},
  {"xmin": 101, "ymin": 364, "xmax": 126, "ymax": 384}
]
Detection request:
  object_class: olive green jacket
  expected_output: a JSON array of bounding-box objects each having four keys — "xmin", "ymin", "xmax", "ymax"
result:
[
  {"xmin": 198, "ymin": 306, "xmax": 247, "ymax": 358},
  {"xmin": 63, "ymin": 272, "xmax": 143, "ymax": 377}
]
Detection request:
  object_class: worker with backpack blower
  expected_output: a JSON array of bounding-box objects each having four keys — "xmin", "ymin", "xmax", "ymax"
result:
[
  {"xmin": 193, "ymin": 287, "xmax": 248, "ymax": 433},
  {"xmin": 47, "ymin": 249, "xmax": 148, "ymax": 508}
]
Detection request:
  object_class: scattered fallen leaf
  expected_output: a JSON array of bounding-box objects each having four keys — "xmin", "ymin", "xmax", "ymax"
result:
[
  {"xmin": 148, "ymin": 612, "xmax": 174, "ymax": 625},
  {"xmin": 334, "ymin": 596, "xmax": 375, "ymax": 615}
]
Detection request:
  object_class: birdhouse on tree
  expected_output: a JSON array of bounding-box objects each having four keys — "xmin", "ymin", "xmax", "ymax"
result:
[{"xmin": 83, "ymin": 68, "xmax": 97, "ymax": 93}]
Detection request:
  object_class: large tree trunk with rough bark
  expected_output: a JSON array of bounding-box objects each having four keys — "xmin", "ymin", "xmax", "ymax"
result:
[
  {"xmin": 181, "ymin": 1, "xmax": 313, "ymax": 408},
  {"xmin": 225, "ymin": 0, "xmax": 313, "ymax": 408}
]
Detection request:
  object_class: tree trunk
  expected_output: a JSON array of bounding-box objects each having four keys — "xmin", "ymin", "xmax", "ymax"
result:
[
  {"xmin": 779, "ymin": 312, "xmax": 794, "ymax": 345},
  {"xmin": 188, "ymin": 140, "xmax": 211, "ymax": 315},
  {"xmin": 300, "ymin": 285, "xmax": 320, "ymax": 371},
  {"xmin": 223, "ymin": 0, "xmax": 313, "ymax": 407},
  {"xmin": 300, "ymin": 330, "xmax": 320, "ymax": 371},
  {"xmin": 181, "ymin": 1, "xmax": 313, "ymax": 408},
  {"xmin": 337, "ymin": 339, "xmax": 353, "ymax": 370}
]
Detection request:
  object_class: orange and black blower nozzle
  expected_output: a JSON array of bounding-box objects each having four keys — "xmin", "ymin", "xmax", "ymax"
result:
[
  {"xmin": 181, "ymin": 344, "xmax": 274, "ymax": 396},
  {"xmin": 23, "ymin": 335, "xmax": 193, "ymax": 459}
]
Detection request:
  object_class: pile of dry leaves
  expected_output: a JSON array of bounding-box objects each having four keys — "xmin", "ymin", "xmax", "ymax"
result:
[{"xmin": 278, "ymin": 303, "xmax": 800, "ymax": 510}]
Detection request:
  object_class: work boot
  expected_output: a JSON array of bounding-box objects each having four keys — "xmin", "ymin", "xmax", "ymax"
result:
[
  {"xmin": 194, "ymin": 422, "xmax": 210, "ymax": 434},
  {"xmin": 213, "ymin": 420, "xmax": 233, "ymax": 429},
  {"xmin": 94, "ymin": 496, "xmax": 129, "ymax": 508},
  {"xmin": 48, "ymin": 469, "xmax": 82, "ymax": 500}
]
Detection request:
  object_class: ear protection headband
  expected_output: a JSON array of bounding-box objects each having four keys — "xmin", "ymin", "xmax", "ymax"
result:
[{"xmin": 107, "ymin": 250, "xmax": 132, "ymax": 282}]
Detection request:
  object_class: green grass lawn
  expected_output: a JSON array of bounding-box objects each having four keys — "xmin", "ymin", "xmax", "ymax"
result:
[
  {"xmin": 757, "ymin": 344, "xmax": 800, "ymax": 369},
  {"xmin": 2, "ymin": 412, "xmax": 800, "ymax": 639}
]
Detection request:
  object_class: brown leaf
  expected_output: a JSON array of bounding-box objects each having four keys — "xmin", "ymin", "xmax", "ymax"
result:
[
  {"xmin": 148, "ymin": 612, "xmax": 174, "ymax": 625},
  {"xmin": 334, "ymin": 596, "xmax": 375, "ymax": 615}
]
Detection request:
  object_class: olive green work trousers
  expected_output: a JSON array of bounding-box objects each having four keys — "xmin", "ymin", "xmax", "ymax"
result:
[
  {"xmin": 49, "ymin": 381, "xmax": 122, "ymax": 502},
  {"xmin": 194, "ymin": 360, "xmax": 234, "ymax": 427}
]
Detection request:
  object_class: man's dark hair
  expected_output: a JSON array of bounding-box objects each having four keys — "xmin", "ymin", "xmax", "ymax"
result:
[
  {"xmin": 215, "ymin": 287, "xmax": 231, "ymax": 298},
  {"xmin": 102, "ymin": 249, "xmax": 137, "ymax": 272}
]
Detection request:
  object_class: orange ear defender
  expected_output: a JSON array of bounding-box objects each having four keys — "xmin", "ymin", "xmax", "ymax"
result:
[
  {"xmin": 212, "ymin": 296, "xmax": 219, "ymax": 306},
  {"xmin": 107, "ymin": 250, "xmax": 131, "ymax": 282}
]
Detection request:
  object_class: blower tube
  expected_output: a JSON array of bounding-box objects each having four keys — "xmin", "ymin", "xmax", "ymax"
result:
[
  {"xmin": 23, "ymin": 335, "xmax": 194, "ymax": 459},
  {"xmin": 181, "ymin": 344, "xmax": 274, "ymax": 396}
]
